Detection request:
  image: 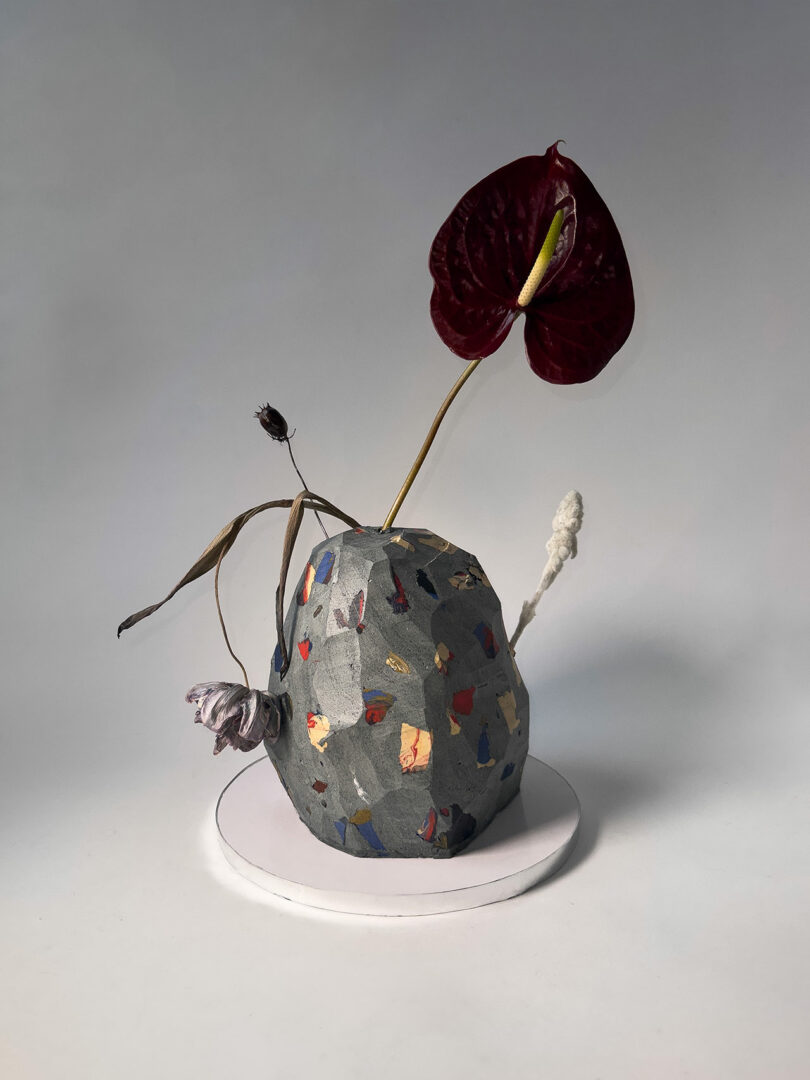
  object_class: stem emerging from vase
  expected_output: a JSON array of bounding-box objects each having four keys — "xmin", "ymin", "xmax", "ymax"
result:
[
  {"xmin": 381, "ymin": 209, "xmax": 565, "ymax": 531},
  {"xmin": 381, "ymin": 356, "xmax": 483, "ymax": 530}
]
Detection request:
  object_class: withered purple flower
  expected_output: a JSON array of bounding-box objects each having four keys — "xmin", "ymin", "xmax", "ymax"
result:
[
  {"xmin": 255, "ymin": 403, "xmax": 289, "ymax": 442},
  {"xmin": 185, "ymin": 682, "xmax": 282, "ymax": 754}
]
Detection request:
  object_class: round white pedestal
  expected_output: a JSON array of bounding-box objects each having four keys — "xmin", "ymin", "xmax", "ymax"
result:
[{"xmin": 215, "ymin": 755, "xmax": 580, "ymax": 916}]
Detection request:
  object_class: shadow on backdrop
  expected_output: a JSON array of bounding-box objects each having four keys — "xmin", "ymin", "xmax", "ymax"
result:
[{"xmin": 521, "ymin": 635, "xmax": 754, "ymax": 880}]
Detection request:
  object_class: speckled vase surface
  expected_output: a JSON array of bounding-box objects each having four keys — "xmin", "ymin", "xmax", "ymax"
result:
[{"xmin": 264, "ymin": 526, "xmax": 529, "ymax": 858}]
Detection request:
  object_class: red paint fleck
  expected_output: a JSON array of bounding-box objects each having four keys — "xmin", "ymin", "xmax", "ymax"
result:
[
  {"xmin": 440, "ymin": 807, "xmax": 450, "ymax": 816},
  {"xmin": 418, "ymin": 807, "xmax": 438, "ymax": 842},
  {"xmin": 298, "ymin": 637, "xmax": 312, "ymax": 660},
  {"xmin": 452, "ymin": 686, "xmax": 475, "ymax": 715},
  {"xmin": 386, "ymin": 570, "xmax": 409, "ymax": 614},
  {"xmin": 312, "ymin": 780, "xmax": 328, "ymax": 793},
  {"xmin": 363, "ymin": 689, "xmax": 396, "ymax": 725}
]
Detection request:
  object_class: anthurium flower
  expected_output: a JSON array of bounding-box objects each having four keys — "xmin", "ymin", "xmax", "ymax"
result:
[
  {"xmin": 186, "ymin": 682, "xmax": 282, "ymax": 754},
  {"xmin": 429, "ymin": 142, "xmax": 634, "ymax": 383}
]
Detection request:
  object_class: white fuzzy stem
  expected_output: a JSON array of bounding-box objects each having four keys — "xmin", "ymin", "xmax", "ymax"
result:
[{"xmin": 509, "ymin": 491, "xmax": 584, "ymax": 652}]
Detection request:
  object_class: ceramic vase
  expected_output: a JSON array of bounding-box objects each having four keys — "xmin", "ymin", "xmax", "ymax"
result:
[{"xmin": 264, "ymin": 526, "xmax": 529, "ymax": 858}]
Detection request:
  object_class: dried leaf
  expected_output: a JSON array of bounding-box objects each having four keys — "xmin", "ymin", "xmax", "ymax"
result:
[
  {"xmin": 275, "ymin": 491, "xmax": 307, "ymax": 677},
  {"xmin": 117, "ymin": 492, "xmax": 359, "ymax": 638}
]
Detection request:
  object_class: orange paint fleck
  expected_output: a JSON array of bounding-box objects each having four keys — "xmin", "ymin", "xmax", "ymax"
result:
[{"xmin": 298, "ymin": 562, "xmax": 316, "ymax": 605}]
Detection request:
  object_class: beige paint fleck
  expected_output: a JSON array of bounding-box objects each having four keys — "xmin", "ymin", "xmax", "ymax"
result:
[
  {"xmin": 434, "ymin": 641, "xmax": 452, "ymax": 675},
  {"xmin": 498, "ymin": 689, "xmax": 520, "ymax": 734},
  {"xmin": 399, "ymin": 723, "xmax": 433, "ymax": 772},
  {"xmin": 306, "ymin": 712, "xmax": 330, "ymax": 752},
  {"xmin": 388, "ymin": 534, "xmax": 415, "ymax": 552},
  {"xmin": 418, "ymin": 534, "xmax": 458, "ymax": 555}
]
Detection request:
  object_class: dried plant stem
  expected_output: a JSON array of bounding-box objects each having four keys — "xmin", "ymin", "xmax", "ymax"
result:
[
  {"xmin": 214, "ymin": 545, "xmax": 250, "ymax": 687},
  {"xmin": 381, "ymin": 356, "xmax": 483, "ymax": 530},
  {"xmin": 286, "ymin": 438, "xmax": 328, "ymax": 538}
]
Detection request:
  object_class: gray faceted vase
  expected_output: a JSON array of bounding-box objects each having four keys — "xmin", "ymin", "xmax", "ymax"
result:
[{"xmin": 265, "ymin": 526, "xmax": 529, "ymax": 858}]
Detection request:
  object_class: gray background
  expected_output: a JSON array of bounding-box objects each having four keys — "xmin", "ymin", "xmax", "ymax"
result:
[{"xmin": 2, "ymin": 1, "xmax": 809, "ymax": 1077}]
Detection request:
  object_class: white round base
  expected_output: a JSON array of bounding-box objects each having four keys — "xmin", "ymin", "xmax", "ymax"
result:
[{"xmin": 215, "ymin": 755, "xmax": 580, "ymax": 916}]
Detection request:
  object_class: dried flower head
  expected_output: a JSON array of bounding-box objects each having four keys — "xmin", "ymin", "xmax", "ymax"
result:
[
  {"xmin": 255, "ymin": 403, "xmax": 289, "ymax": 441},
  {"xmin": 509, "ymin": 491, "xmax": 584, "ymax": 650},
  {"xmin": 185, "ymin": 681, "xmax": 282, "ymax": 754}
]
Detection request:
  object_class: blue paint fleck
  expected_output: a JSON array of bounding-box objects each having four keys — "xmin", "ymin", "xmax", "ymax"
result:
[
  {"xmin": 501, "ymin": 762, "xmax": 515, "ymax": 781},
  {"xmin": 315, "ymin": 551, "xmax": 335, "ymax": 584},
  {"xmin": 272, "ymin": 643, "xmax": 283, "ymax": 672},
  {"xmin": 334, "ymin": 818, "xmax": 348, "ymax": 845},
  {"xmin": 355, "ymin": 821, "xmax": 387, "ymax": 853},
  {"xmin": 473, "ymin": 621, "xmax": 499, "ymax": 659},
  {"xmin": 477, "ymin": 724, "xmax": 492, "ymax": 765}
]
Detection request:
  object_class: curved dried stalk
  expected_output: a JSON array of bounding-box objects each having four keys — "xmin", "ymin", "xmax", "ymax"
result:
[
  {"xmin": 214, "ymin": 544, "xmax": 250, "ymax": 687},
  {"xmin": 117, "ymin": 491, "xmax": 360, "ymax": 643}
]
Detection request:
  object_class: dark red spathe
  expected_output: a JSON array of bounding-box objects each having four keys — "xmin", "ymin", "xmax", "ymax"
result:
[{"xmin": 429, "ymin": 142, "xmax": 634, "ymax": 384}]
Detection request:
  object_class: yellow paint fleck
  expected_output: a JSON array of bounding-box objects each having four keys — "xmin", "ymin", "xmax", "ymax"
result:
[
  {"xmin": 399, "ymin": 723, "xmax": 433, "ymax": 773},
  {"xmin": 418, "ymin": 533, "xmax": 458, "ymax": 555},
  {"xmin": 477, "ymin": 757, "xmax": 496, "ymax": 769},
  {"xmin": 306, "ymin": 712, "xmax": 330, "ymax": 752},
  {"xmin": 449, "ymin": 570, "xmax": 475, "ymax": 590},
  {"xmin": 388, "ymin": 534, "xmax": 415, "ymax": 552},
  {"xmin": 385, "ymin": 651, "xmax": 411, "ymax": 674},
  {"xmin": 350, "ymin": 807, "xmax": 372, "ymax": 825},
  {"xmin": 447, "ymin": 709, "xmax": 461, "ymax": 736},
  {"xmin": 498, "ymin": 690, "xmax": 520, "ymax": 734}
]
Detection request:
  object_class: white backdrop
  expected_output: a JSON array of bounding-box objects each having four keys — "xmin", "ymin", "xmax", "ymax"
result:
[{"xmin": 3, "ymin": 2, "xmax": 809, "ymax": 1077}]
